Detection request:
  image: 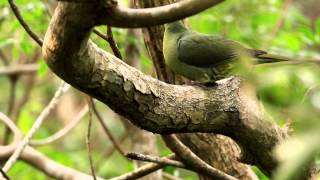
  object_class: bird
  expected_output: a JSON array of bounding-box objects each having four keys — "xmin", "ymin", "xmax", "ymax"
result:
[{"xmin": 163, "ymin": 21, "xmax": 290, "ymax": 83}]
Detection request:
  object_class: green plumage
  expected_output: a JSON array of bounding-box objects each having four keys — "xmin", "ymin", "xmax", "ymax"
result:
[{"xmin": 163, "ymin": 21, "xmax": 289, "ymax": 83}]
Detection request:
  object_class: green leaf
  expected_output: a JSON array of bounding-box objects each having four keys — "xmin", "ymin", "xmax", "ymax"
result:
[
  {"xmin": 315, "ymin": 17, "xmax": 320, "ymax": 43},
  {"xmin": 274, "ymin": 32, "xmax": 301, "ymax": 52},
  {"xmin": 0, "ymin": 38, "xmax": 15, "ymax": 49},
  {"xmin": 315, "ymin": 16, "xmax": 320, "ymax": 36},
  {"xmin": 37, "ymin": 59, "xmax": 48, "ymax": 78},
  {"xmin": 298, "ymin": 26, "xmax": 314, "ymax": 44}
]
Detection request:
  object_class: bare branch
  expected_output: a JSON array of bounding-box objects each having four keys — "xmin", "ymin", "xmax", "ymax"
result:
[
  {"xmin": 0, "ymin": 110, "xmax": 102, "ymax": 179},
  {"xmin": 0, "ymin": 64, "xmax": 38, "ymax": 76},
  {"xmin": 95, "ymin": 132, "xmax": 129, "ymax": 170},
  {"xmin": 0, "ymin": 50, "xmax": 9, "ymax": 66},
  {"xmin": 109, "ymin": 156, "xmax": 175, "ymax": 180},
  {"xmin": 8, "ymin": 0, "xmax": 43, "ymax": 46},
  {"xmin": 0, "ymin": 113, "xmax": 22, "ymax": 142},
  {"xmin": 3, "ymin": 82, "xmax": 70, "ymax": 172},
  {"xmin": 0, "ymin": 144, "xmax": 104, "ymax": 180},
  {"xmin": 0, "ymin": 168, "xmax": 9, "ymax": 180},
  {"xmin": 106, "ymin": 26, "xmax": 123, "ymax": 59},
  {"xmin": 89, "ymin": 98, "xmax": 126, "ymax": 156},
  {"xmin": 127, "ymin": 152, "xmax": 240, "ymax": 180},
  {"xmin": 99, "ymin": 0, "xmax": 224, "ymax": 27},
  {"xmin": 126, "ymin": 153, "xmax": 184, "ymax": 168},
  {"xmin": 30, "ymin": 104, "xmax": 88, "ymax": 146},
  {"xmin": 162, "ymin": 135, "xmax": 237, "ymax": 180},
  {"xmin": 86, "ymin": 98, "xmax": 97, "ymax": 180}
]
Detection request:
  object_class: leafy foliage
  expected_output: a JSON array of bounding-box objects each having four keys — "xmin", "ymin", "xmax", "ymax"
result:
[{"xmin": 0, "ymin": 0, "xmax": 319, "ymax": 179}]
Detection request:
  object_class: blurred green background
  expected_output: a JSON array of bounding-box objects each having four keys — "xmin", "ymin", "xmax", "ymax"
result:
[{"xmin": 0, "ymin": 0, "xmax": 320, "ymax": 179}]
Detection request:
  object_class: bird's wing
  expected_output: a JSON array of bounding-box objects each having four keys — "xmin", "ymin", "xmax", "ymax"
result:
[{"xmin": 177, "ymin": 32, "xmax": 244, "ymax": 67}]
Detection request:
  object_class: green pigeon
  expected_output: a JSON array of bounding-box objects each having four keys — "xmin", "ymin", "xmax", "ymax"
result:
[{"xmin": 163, "ymin": 21, "xmax": 290, "ymax": 83}]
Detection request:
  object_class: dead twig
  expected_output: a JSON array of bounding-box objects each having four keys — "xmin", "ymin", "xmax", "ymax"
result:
[
  {"xmin": 2, "ymin": 82, "xmax": 69, "ymax": 172},
  {"xmin": 126, "ymin": 153, "xmax": 183, "ymax": 168},
  {"xmin": 86, "ymin": 97, "xmax": 97, "ymax": 180},
  {"xmin": 0, "ymin": 64, "xmax": 38, "ymax": 76},
  {"xmin": 162, "ymin": 135, "xmax": 238, "ymax": 180},
  {"xmin": 93, "ymin": 27, "xmax": 123, "ymax": 60},
  {"xmin": 89, "ymin": 98, "xmax": 126, "ymax": 156},
  {"xmin": 30, "ymin": 104, "xmax": 88, "ymax": 146},
  {"xmin": 8, "ymin": 0, "xmax": 43, "ymax": 46}
]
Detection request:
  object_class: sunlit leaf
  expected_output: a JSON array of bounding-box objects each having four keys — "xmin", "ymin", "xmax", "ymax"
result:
[{"xmin": 37, "ymin": 59, "xmax": 48, "ymax": 78}]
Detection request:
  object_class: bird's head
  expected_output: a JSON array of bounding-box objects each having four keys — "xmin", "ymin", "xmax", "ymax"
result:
[{"xmin": 164, "ymin": 21, "xmax": 187, "ymax": 33}]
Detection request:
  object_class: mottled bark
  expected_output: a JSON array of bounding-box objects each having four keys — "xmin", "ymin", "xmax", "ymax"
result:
[
  {"xmin": 124, "ymin": 21, "xmax": 161, "ymax": 180},
  {"xmin": 42, "ymin": 2, "xmax": 287, "ymax": 177}
]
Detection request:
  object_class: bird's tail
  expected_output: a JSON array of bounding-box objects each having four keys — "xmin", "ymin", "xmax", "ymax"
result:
[{"xmin": 255, "ymin": 53, "xmax": 293, "ymax": 64}]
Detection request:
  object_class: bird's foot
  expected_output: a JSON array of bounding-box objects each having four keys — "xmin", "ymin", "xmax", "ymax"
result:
[
  {"xmin": 189, "ymin": 81, "xmax": 218, "ymax": 87},
  {"xmin": 204, "ymin": 82, "xmax": 218, "ymax": 87}
]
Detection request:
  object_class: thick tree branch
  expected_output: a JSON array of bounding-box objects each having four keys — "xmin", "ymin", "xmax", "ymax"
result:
[
  {"xmin": 42, "ymin": 2, "xmax": 287, "ymax": 176},
  {"xmin": 55, "ymin": 0, "xmax": 224, "ymax": 27},
  {"xmin": 102, "ymin": 0, "xmax": 224, "ymax": 27}
]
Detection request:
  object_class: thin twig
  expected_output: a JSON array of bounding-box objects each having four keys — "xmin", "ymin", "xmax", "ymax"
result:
[
  {"xmin": 0, "ymin": 168, "xmax": 9, "ymax": 180},
  {"xmin": 8, "ymin": 0, "xmax": 43, "ymax": 46},
  {"xmin": 3, "ymin": 76, "xmax": 18, "ymax": 144},
  {"xmin": 11, "ymin": 75, "xmax": 36, "ymax": 122},
  {"xmin": 162, "ymin": 135, "xmax": 238, "ymax": 180},
  {"xmin": 0, "ymin": 112, "xmax": 22, "ymax": 142},
  {"xmin": 95, "ymin": 132, "xmax": 129, "ymax": 170},
  {"xmin": 0, "ymin": 143, "xmax": 104, "ymax": 179},
  {"xmin": 0, "ymin": 64, "xmax": 38, "ymax": 75},
  {"xmin": 86, "ymin": 97, "xmax": 97, "ymax": 180},
  {"xmin": 4, "ymin": 77, "xmax": 19, "ymax": 143},
  {"xmin": 106, "ymin": 26, "xmax": 123, "ymax": 59},
  {"xmin": 0, "ymin": 50, "xmax": 9, "ymax": 66},
  {"xmin": 30, "ymin": 104, "xmax": 88, "ymax": 146},
  {"xmin": 127, "ymin": 152, "xmax": 239, "ymax": 180},
  {"xmin": 263, "ymin": 0, "xmax": 293, "ymax": 48},
  {"xmin": 93, "ymin": 29, "xmax": 109, "ymax": 41},
  {"xmin": 93, "ymin": 28, "xmax": 123, "ymax": 59},
  {"xmin": 7, "ymin": 77, "xmax": 18, "ymax": 117},
  {"xmin": 126, "ymin": 153, "xmax": 184, "ymax": 168},
  {"xmin": 2, "ymin": 82, "xmax": 70, "ymax": 172},
  {"xmin": 89, "ymin": 98, "xmax": 126, "ymax": 156},
  {"xmin": 109, "ymin": 155, "xmax": 176, "ymax": 180}
]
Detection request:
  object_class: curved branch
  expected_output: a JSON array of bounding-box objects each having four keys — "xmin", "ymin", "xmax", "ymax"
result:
[
  {"xmin": 0, "ymin": 112, "xmax": 22, "ymax": 142},
  {"xmin": 100, "ymin": 0, "xmax": 224, "ymax": 27},
  {"xmin": 0, "ymin": 144, "xmax": 103, "ymax": 180},
  {"xmin": 3, "ymin": 82, "xmax": 69, "ymax": 172},
  {"xmin": 0, "ymin": 114, "xmax": 103, "ymax": 180},
  {"xmin": 162, "ymin": 135, "xmax": 237, "ymax": 180},
  {"xmin": 0, "ymin": 64, "xmax": 38, "ymax": 76},
  {"xmin": 8, "ymin": 0, "xmax": 43, "ymax": 46},
  {"xmin": 42, "ymin": 2, "xmax": 287, "ymax": 176},
  {"xmin": 89, "ymin": 98, "xmax": 126, "ymax": 156},
  {"xmin": 127, "ymin": 153, "xmax": 184, "ymax": 168},
  {"xmin": 126, "ymin": 152, "xmax": 238, "ymax": 180},
  {"xmin": 30, "ymin": 104, "xmax": 88, "ymax": 146}
]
